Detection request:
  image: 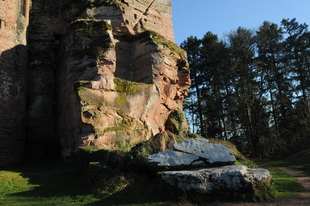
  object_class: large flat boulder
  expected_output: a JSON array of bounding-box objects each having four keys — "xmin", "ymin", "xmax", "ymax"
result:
[
  {"xmin": 160, "ymin": 165, "xmax": 272, "ymax": 195},
  {"xmin": 148, "ymin": 151, "xmax": 204, "ymax": 167},
  {"xmin": 147, "ymin": 138, "xmax": 236, "ymax": 169},
  {"xmin": 174, "ymin": 138, "xmax": 236, "ymax": 163}
]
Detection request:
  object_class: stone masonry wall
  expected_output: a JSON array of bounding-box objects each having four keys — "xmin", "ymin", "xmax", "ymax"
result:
[
  {"xmin": 0, "ymin": 0, "xmax": 29, "ymax": 166},
  {"xmin": 25, "ymin": 0, "xmax": 66, "ymax": 157}
]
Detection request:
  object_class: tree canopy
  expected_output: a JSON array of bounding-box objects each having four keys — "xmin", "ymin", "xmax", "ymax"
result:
[{"xmin": 182, "ymin": 18, "xmax": 310, "ymax": 159}]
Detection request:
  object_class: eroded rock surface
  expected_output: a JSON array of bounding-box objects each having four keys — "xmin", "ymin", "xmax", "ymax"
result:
[
  {"xmin": 57, "ymin": 0, "xmax": 191, "ymax": 156},
  {"xmin": 0, "ymin": 0, "xmax": 190, "ymax": 161},
  {"xmin": 160, "ymin": 165, "xmax": 272, "ymax": 194}
]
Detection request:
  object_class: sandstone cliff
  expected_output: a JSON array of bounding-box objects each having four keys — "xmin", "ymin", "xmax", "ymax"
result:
[
  {"xmin": 0, "ymin": 0, "xmax": 190, "ymax": 164},
  {"xmin": 58, "ymin": 0, "xmax": 190, "ymax": 156}
]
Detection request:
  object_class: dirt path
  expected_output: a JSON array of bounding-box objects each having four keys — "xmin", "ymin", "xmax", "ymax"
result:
[{"xmin": 180, "ymin": 167, "xmax": 310, "ymax": 206}]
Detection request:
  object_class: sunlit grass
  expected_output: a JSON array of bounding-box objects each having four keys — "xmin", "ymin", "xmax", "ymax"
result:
[{"xmin": 267, "ymin": 167, "xmax": 304, "ymax": 198}]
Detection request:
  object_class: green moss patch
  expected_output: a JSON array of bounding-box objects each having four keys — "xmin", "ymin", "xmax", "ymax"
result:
[
  {"xmin": 165, "ymin": 109, "xmax": 187, "ymax": 136},
  {"xmin": 138, "ymin": 31, "xmax": 188, "ymax": 63},
  {"xmin": 114, "ymin": 77, "xmax": 152, "ymax": 94}
]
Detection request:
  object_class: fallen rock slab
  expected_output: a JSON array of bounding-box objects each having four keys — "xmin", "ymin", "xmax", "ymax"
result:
[
  {"xmin": 174, "ymin": 138, "xmax": 236, "ymax": 163},
  {"xmin": 160, "ymin": 165, "xmax": 272, "ymax": 194},
  {"xmin": 147, "ymin": 138, "xmax": 236, "ymax": 169},
  {"xmin": 148, "ymin": 151, "xmax": 204, "ymax": 167}
]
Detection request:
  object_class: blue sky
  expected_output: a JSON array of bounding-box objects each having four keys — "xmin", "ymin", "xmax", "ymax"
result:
[{"xmin": 170, "ymin": 0, "xmax": 310, "ymax": 45}]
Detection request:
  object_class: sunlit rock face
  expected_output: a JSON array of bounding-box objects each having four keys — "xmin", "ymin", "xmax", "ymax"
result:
[{"xmin": 57, "ymin": 0, "xmax": 191, "ymax": 156}]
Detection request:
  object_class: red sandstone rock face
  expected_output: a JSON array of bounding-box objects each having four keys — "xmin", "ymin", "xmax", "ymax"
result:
[
  {"xmin": 0, "ymin": 0, "xmax": 29, "ymax": 166},
  {"xmin": 83, "ymin": 0, "xmax": 174, "ymax": 41},
  {"xmin": 0, "ymin": 0, "xmax": 190, "ymax": 160},
  {"xmin": 58, "ymin": 0, "xmax": 191, "ymax": 156}
]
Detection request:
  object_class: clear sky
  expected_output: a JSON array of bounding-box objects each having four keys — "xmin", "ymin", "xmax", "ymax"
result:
[{"xmin": 170, "ymin": 0, "xmax": 310, "ymax": 45}]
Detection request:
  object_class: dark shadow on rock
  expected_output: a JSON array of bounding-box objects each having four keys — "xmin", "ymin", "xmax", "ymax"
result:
[{"xmin": 0, "ymin": 44, "xmax": 27, "ymax": 166}]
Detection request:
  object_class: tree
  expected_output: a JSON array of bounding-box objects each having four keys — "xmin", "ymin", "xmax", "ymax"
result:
[
  {"xmin": 181, "ymin": 36, "xmax": 206, "ymax": 136},
  {"xmin": 181, "ymin": 19, "xmax": 310, "ymax": 159}
]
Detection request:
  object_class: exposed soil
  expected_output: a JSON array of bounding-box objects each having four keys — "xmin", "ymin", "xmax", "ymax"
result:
[{"xmin": 179, "ymin": 167, "xmax": 310, "ymax": 206}]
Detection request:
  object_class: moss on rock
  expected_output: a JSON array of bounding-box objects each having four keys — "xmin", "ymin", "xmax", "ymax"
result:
[
  {"xmin": 165, "ymin": 109, "xmax": 186, "ymax": 136},
  {"xmin": 137, "ymin": 30, "xmax": 188, "ymax": 66},
  {"xmin": 113, "ymin": 77, "xmax": 152, "ymax": 94}
]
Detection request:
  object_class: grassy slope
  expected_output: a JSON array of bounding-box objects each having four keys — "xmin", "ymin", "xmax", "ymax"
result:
[
  {"xmin": 256, "ymin": 149, "xmax": 310, "ymax": 176},
  {"xmin": 270, "ymin": 149, "xmax": 310, "ymax": 174},
  {"xmin": 255, "ymin": 149, "xmax": 310, "ymax": 198}
]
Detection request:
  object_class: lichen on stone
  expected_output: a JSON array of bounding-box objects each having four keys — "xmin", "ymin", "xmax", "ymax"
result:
[{"xmin": 113, "ymin": 77, "xmax": 152, "ymax": 94}]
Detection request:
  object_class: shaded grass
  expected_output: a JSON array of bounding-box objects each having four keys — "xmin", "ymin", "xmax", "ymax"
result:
[
  {"xmin": 256, "ymin": 149, "xmax": 310, "ymax": 175},
  {"xmin": 0, "ymin": 159, "xmax": 99, "ymax": 206},
  {"xmin": 0, "ymin": 159, "xmax": 177, "ymax": 206}
]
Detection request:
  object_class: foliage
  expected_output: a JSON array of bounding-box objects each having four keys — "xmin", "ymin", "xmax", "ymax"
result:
[{"xmin": 182, "ymin": 18, "xmax": 310, "ymax": 159}]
